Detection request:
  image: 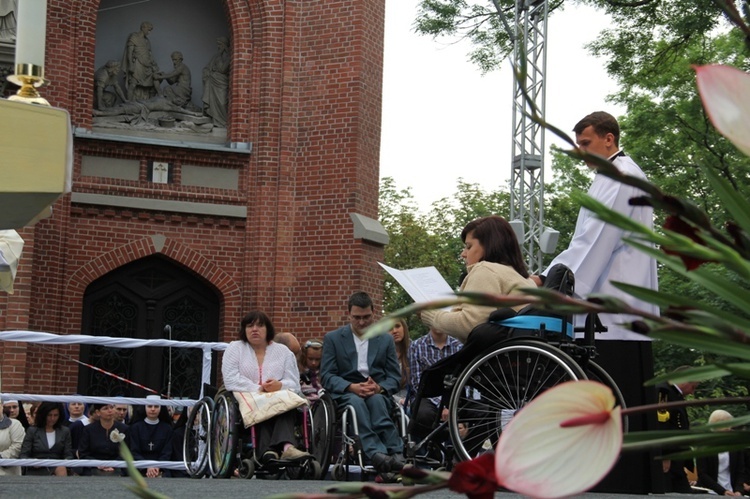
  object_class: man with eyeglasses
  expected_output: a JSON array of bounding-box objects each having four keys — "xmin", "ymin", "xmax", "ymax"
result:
[{"xmin": 320, "ymin": 292, "xmax": 404, "ymax": 475}]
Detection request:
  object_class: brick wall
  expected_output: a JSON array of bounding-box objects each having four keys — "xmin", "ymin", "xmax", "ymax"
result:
[{"xmin": 1, "ymin": 0, "xmax": 386, "ymax": 395}]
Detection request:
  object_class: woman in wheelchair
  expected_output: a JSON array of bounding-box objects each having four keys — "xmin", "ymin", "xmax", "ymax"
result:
[
  {"xmin": 221, "ymin": 311, "xmax": 310, "ymax": 463},
  {"xmin": 421, "ymin": 215, "xmax": 536, "ymax": 343}
]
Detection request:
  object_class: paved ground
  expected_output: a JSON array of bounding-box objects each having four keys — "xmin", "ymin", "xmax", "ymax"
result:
[{"xmin": 1, "ymin": 475, "xmax": 699, "ymax": 499}]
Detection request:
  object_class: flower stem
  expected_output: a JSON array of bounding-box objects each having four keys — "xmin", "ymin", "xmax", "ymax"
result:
[{"xmin": 621, "ymin": 396, "xmax": 750, "ymax": 416}]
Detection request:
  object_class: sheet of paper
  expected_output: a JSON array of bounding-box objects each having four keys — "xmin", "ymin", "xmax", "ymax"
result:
[{"xmin": 379, "ymin": 262, "xmax": 455, "ymax": 303}]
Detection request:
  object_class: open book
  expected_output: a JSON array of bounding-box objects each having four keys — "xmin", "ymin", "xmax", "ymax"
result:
[{"xmin": 378, "ymin": 262, "xmax": 456, "ymax": 303}]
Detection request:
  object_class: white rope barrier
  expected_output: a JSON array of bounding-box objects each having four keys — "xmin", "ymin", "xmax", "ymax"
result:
[
  {"xmin": 0, "ymin": 330, "xmax": 228, "ymax": 350},
  {"xmin": 0, "ymin": 330, "xmax": 229, "ymax": 398},
  {"xmin": 0, "ymin": 394, "xmax": 198, "ymax": 406},
  {"xmin": 0, "ymin": 331, "xmax": 223, "ymax": 475},
  {"xmin": 0, "ymin": 458, "xmax": 187, "ymax": 470}
]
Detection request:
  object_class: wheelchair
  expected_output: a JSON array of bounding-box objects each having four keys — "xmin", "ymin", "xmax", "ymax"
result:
[
  {"xmin": 407, "ymin": 264, "xmax": 627, "ymax": 464},
  {"xmin": 326, "ymin": 391, "xmax": 409, "ymax": 481},
  {"xmin": 184, "ymin": 390, "xmax": 326, "ymax": 479},
  {"xmin": 183, "ymin": 395, "xmax": 214, "ymax": 478}
]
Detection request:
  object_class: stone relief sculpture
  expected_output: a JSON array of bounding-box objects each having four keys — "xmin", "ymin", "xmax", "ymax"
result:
[
  {"xmin": 202, "ymin": 36, "xmax": 230, "ymax": 127},
  {"xmin": 121, "ymin": 21, "xmax": 160, "ymax": 101},
  {"xmin": 0, "ymin": 0, "xmax": 16, "ymax": 43},
  {"xmin": 156, "ymin": 51, "xmax": 192, "ymax": 108},
  {"xmin": 94, "ymin": 60, "xmax": 128, "ymax": 110},
  {"xmin": 92, "ymin": 96, "xmax": 202, "ymax": 117},
  {"xmin": 92, "ymin": 21, "xmax": 231, "ymax": 136},
  {"xmin": 91, "ymin": 95, "xmax": 212, "ymax": 133}
]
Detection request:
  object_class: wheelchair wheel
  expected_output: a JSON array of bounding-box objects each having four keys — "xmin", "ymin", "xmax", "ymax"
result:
[
  {"xmin": 309, "ymin": 393, "xmax": 335, "ymax": 473},
  {"xmin": 583, "ymin": 360, "xmax": 628, "ymax": 433},
  {"xmin": 209, "ymin": 392, "xmax": 241, "ymax": 478},
  {"xmin": 183, "ymin": 396, "xmax": 214, "ymax": 478},
  {"xmin": 238, "ymin": 458, "xmax": 255, "ymax": 479},
  {"xmin": 448, "ymin": 339, "xmax": 586, "ymax": 462},
  {"xmin": 287, "ymin": 458, "xmax": 322, "ymax": 480},
  {"xmin": 331, "ymin": 463, "xmax": 346, "ymax": 481}
]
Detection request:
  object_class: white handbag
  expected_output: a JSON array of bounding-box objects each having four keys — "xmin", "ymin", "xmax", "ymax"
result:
[{"xmin": 236, "ymin": 389, "xmax": 308, "ymax": 427}]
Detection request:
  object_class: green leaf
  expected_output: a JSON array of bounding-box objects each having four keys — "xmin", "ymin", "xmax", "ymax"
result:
[
  {"xmin": 646, "ymin": 365, "xmax": 732, "ymax": 385},
  {"xmin": 612, "ymin": 282, "xmax": 750, "ymax": 331},
  {"xmin": 629, "ymin": 242, "xmax": 750, "ymax": 312},
  {"xmin": 649, "ymin": 330, "xmax": 750, "ymax": 361},
  {"xmin": 702, "ymin": 163, "xmax": 750, "ymax": 234}
]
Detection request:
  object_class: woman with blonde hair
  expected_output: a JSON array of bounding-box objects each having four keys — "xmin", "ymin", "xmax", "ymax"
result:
[
  {"xmin": 696, "ymin": 410, "xmax": 745, "ymax": 496},
  {"xmin": 299, "ymin": 339, "xmax": 324, "ymax": 401}
]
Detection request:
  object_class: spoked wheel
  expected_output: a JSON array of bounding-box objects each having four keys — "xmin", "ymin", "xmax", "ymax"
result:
[
  {"xmin": 310, "ymin": 393, "xmax": 335, "ymax": 473},
  {"xmin": 209, "ymin": 392, "xmax": 240, "ymax": 478},
  {"xmin": 183, "ymin": 396, "xmax": 214, "ymax": 478},
  {"xmin": 583, "ymin": 360, "xmax": 628, "ymax": 433},
  {"xmin": 448, "ymin": 339, "xmax": 586, "ymax": 462}
]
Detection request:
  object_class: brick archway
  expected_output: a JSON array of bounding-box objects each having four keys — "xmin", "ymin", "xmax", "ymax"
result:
[{"xmin": 65, "ymin": 236, "xmax": 242, "ymax": 339}]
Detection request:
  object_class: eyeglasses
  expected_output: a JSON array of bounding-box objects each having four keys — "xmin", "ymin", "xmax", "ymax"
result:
[
  {"xmin": 305, "ymin": 341, "xmax": 323, "ymax": 349},
  {"xmin": 351, "ymin": 314, "xmax": 373, "ymax": 322}
]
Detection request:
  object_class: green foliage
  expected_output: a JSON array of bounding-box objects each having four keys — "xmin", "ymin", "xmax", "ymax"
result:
[
  {"xmin": 610, "ymin": 30, "xmax": 750, "ymax": 231},
  {"xmin": 379, "ymin": 177, "xmax": 511, "ymax": 337},
  {"xmin": 415, "ymin": 0, "xmax": 522, "ymax": 73},
  {"xmin": 544, "ymin": 149, "xmax": 592, "ymax": 265}
]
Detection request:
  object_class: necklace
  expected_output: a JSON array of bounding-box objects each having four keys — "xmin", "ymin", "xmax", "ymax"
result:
[{"xmin": 143, "ymin": 420, "xmax": 161, "ymax": 453}]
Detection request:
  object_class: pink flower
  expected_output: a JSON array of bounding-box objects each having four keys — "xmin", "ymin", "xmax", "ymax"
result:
[
  {"xmin": 695, "ymin": 64, "xmax": 750, "ymax": 157},
  {"xmin": 495, "ymin": 380, "xmax": 622, "ymax": 499}
]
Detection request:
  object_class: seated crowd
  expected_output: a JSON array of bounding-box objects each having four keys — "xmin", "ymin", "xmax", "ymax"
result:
[{"xmin": 0, "ymin": 395, "xmax": 188, "ymax": 477}]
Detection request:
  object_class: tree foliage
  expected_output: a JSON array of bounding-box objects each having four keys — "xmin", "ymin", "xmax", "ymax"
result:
[
  {"xmin": 379, "ymin": 177, "xmax": 511, "ymax": 336},
  {"xmin": 415, "ymin": 0, "xmax": 564, "ymax": 73}
]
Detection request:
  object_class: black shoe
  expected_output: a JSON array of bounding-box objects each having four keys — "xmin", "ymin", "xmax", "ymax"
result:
[
  {"xmin": 388, "ymin": 454, "xmax": 406, "ymax": 472},
  {"xmin": 261, "ymin": 450, "xmax": 279, "ymax": 464},
  {"xmin": 371, "ymin": 452, "xmax": 390, "ymax": 473}
]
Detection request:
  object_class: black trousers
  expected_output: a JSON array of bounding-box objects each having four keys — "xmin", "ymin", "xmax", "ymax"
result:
[
  {"xmin": 255, "ymin": 410, "xmax": 297, "ymax": 455},
  {"xmin": 590, "ymin": 340, "xmax": 663, "ymax": 494}
]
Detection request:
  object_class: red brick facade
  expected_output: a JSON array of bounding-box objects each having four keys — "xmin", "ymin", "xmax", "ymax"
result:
[{"xmin": 0, "ymin": 0, "xmax": 386, "ymax": 395}]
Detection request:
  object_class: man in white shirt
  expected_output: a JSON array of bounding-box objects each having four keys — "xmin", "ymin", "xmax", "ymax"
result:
[{"xmin": 542, "ymin": 111, "xmax": 660, "ymax": 493}]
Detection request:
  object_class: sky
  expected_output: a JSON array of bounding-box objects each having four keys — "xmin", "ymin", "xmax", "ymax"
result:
[{"xmin": 380, "ymin": 0, "xmax": 626, "ymax": 212}]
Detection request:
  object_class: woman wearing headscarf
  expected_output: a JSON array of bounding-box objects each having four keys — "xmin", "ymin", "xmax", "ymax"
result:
[{"xmin": 0, "ymin": 398, "xmax": 26, "ymax": 476}]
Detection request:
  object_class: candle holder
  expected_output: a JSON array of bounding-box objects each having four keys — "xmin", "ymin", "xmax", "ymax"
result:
[{"xmin": 7, "ymin": 63, "xmax": 50, "ymax": 106}]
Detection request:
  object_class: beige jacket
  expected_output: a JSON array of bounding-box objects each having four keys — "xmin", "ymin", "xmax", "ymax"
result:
[
  {"xmin": 0, "ymin": 417, "xmax": 25, "ymax": 476},
  {"xmin": 421, "ymin": 261, "xmax": 536, "ymax": 343}
]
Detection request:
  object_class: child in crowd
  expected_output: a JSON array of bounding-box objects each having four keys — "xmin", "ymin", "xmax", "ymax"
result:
[{"xmin": 299, "ymin": 339, "xmax": 323, "ymax": 402}]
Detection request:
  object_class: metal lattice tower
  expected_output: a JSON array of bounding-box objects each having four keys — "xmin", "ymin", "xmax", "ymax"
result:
[{"xmin": 507, "ymin": 0, "xmax": 549, "ymax": 274}]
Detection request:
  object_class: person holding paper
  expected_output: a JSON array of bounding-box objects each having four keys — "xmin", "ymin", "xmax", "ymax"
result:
[{"xmin": 421, "ymin": 215, "xmax": 536, "ymax": 343}]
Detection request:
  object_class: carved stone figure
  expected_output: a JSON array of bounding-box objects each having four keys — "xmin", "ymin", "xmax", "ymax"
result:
[
  {"xmin": 156, "ymin": 51, "xmax": 192, "ymax": 108},
  {"xmin": 91, "ymin": 94, "xmax": 214, "ymax": 133},
  {"xmin": 202, "ymin": 36, "xmax": 230, "ymax": 127},
  {"xmin": 0, "ymin": 0, "xmax": 16, "ymax": 43},
  {"xmin": 92, "ymin": 95, "xmax": 203, "ymax": 118},
  {"xmin": 121, "ymin": 21, "xmax": 160, "ymax": 101},
  {"xmin": 94, "ymin": 60, "xmax": 128, "ymax": 110}
]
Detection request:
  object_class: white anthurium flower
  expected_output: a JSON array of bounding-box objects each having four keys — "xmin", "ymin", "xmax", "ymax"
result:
[
  {"xmin": 495, "ymin": 380, "xmax": 622, "ymax": 499},
  {"xmin": 109, "ymin": 428, "xmax": 126, "ymax": 443},
  {"xmin": 695, "ymin": 64, "xmax": 750, "ymax": 157}
]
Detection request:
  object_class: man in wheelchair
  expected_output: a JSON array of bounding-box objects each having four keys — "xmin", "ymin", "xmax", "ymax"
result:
[{"xmin": 321, "ymin": 292, "xmax": 405, "ymax": 474}]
